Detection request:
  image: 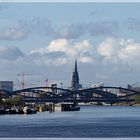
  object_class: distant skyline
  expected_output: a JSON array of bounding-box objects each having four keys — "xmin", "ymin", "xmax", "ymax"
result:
[{"xmin": 0, "ymin": 3, "xmax": 140, "ymax": 89}]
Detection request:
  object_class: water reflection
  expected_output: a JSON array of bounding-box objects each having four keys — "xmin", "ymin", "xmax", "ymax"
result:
[{"xmin": 0, "ymin": 106, "xmax": 140, "ymax": 137}]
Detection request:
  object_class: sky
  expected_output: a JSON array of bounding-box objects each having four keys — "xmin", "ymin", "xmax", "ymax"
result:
[{"xmin": 0, "ymin": 2, "xmax": 140, "ymax": 89}]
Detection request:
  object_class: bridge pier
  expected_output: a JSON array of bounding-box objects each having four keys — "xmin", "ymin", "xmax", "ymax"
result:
[
  {"xmin": 47, "ymin": 102, "xmax": 80, "ymax": 112},
  {"xmin": 48, "ymin": 103, "xmax": 55, "ymax": 113}
]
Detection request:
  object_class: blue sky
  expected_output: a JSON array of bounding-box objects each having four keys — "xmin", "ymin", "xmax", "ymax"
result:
[{"xmin": 0, "ymin": 3, "xmax": 140, "ymax": 89}]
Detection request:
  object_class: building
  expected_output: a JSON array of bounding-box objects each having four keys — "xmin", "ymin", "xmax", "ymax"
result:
[
  {"xmin": 51, "ymin": 83, "xmax": 57, "ymax": 94},
  {"xmin": 71, "ymin": 60, "xmax": 82, "ymax": 90},
  {"xmin": 0, "ymin": 81, "xmax": 13, "ymax": 91},
  {"xmin": 92, "ymin": 83, "xmax": 104, "ymax": 88}
]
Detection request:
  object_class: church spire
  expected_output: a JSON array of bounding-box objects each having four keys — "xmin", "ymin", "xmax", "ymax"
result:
[
  {"xmin": 74, "ymin": 59, "xmax": 78, "ymax": 73},
  {"xmin": 71, "ymin": 59, "xmax": 80, "ymax": 90}
]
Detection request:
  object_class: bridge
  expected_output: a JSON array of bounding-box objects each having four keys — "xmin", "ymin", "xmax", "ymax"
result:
[
  {"xmin": 1, "ymin": 60, "xmax": 139, "ymax": 105},
  {"xmin": 1, "ymin": 86, "xmax": 139, "ymax": 105}
]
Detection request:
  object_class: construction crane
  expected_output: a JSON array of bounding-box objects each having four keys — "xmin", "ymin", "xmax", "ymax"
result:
[
  {"xmin": 14, "ymin": 77, "xmax": 22, "ymax": 90},
  {"xmin": 17, "ymin": 72, "xmax": 25, "ymax": 89},
  {"xmin": 37, "ymin": 78, "xmax": 49, "ymax": 87},
  {"xmin": 17, "ymin": 72, "xmax": 43, "ymax": 89}
]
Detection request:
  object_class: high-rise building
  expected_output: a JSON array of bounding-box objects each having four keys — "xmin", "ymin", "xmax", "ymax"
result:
[
  {"xmin": 71, "ymin": 60, "xmax": 82, "ymax": 90},
  {"xmin": 0, "ymin": 81, "xmax": 13, "ymax": 91}
]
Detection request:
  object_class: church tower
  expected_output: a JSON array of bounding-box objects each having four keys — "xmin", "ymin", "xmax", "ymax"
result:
[{"xmin": 71, "ymin": 60, "xmax": 80, "ymax": 90}]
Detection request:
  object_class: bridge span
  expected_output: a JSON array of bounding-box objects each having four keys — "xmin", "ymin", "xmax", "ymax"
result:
[
  {"xmin": 0, "ymin": 86, "xmax": 139, "ymax": 104},
  {"xmin": 0, "ymin": 86, "xmax": 138, "ymax": 104}
]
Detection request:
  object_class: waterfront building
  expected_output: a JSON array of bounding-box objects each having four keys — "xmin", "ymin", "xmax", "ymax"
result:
[
  {"xmin": 71, "ymin": 60, "xmax": 82, "ymax": 90},
  {"xmin": 0, "ymin": 81, "xmax": 13, "ymax": 91}
]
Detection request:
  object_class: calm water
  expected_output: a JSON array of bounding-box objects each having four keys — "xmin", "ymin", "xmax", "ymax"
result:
[{"xmin": 0, "ymin": 106, "xmax": 140, "ymax": 137}]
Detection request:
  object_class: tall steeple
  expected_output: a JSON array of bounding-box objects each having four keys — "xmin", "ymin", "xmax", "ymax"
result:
[
  {"xmin": 74, "ymin": 59, "xmax": 78, "ymax": 73},
  {"xmin": 71, "ymin": 59, "xmax": 80, "ymax": 90}
]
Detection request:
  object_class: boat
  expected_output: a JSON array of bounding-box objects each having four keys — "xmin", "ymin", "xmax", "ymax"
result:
[
  {"xmin": 5, "ymin": 107, "xmax": 18, "ymax": 114},
  {"xmin": 69, "ymin": 106, "xmax": 80, "ymax": 111},
  {"xmin": 0, "ymin": 107, "xmax": 6, "ymax": 115},
  {"xmin": 61, "ymin": 104, "xmax": 80, "ymax": 111},
  {"xmin": 17, "ymin": 107, "xmax": 24, "ymax": 114},
  {"xmin": 23, "ymin": 106, "xmax": 37, "ymax": 114}
]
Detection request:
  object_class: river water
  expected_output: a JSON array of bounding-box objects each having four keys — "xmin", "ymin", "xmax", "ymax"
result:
[{"xmin": 0, "ymin": 106, "xmax": 140, "ymax": 138}]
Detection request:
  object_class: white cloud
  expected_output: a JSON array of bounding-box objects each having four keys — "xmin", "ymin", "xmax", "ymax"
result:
[
  {"xmin": 1, "ymin": 37, "xmax": 140, "ymax": 67},
  {"xmin": 30, "ymin": 38, "xmax": 94, "ymax": 65},
  {"xmin": 118, "ymin": 40, "xmax": 140, "ymax": 64},
  {"xmin": 97, "ymin": 37, "xmax": 140, "ymax": 65},
  {"xmin": 79, "ymin": 56, "xmax": 93, "ymax": 63},
  {"xmin": 29, "ymin": 37, "xmax": 140, "ymax": 67},
  {"xmin": 97, "ymin": 37, "xmax": 118, "ymax": 58},
  {"xmin": 47, "ymin": 39, "xmax": 75, "ymax": 56}
]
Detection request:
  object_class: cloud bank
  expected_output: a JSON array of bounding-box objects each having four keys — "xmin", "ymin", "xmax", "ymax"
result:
[
  {"xmin": 1, "ymin": 37, "xmax": 140, "ymax": 66},
  {"xmin": 97, "ymin": 37, "xmax": 140, "ymax": 65},
  {"xmin": 0, "ymin": 37, "xmax": 140, "ymax": 86},
  {"xmin": 30, "ymin": 38, "xmax": 94, "ymax": 65}
]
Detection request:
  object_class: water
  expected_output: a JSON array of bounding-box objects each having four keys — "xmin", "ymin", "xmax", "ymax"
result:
[{"xmin": 0, "ymin": 106, "xmax": 140, "ymax": 137}]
